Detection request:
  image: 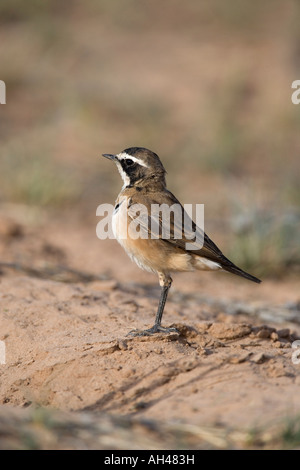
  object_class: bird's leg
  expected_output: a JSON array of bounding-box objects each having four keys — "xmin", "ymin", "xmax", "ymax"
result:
[
  {"xmin": 127, "ymin": 274, "xmax": 178, "ymax": 337},
  {"xmin": 152, "ymin": 274, "xmax": 173, "ymax": 331}
]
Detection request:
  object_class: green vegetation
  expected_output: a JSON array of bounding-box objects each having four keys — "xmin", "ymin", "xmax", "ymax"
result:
[
  {"xmin": 0, "ymin": 147, "xmax": 80, "ymax": 207},
  {"xmin": 228, "ymin": 206, "xmax": 300, "ymax": 278},
  {"xmin": 0, "ymin": 0, "xmax": 299, "ymax": 273},
  {"xmin": 2, "ymin": 406, "xmax": 300, "ymax": 449}
]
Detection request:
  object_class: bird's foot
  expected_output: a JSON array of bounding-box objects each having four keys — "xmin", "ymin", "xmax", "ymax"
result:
[{"xmin": 127, "ymin": 324, "xmax": 179, "ymax": 337}]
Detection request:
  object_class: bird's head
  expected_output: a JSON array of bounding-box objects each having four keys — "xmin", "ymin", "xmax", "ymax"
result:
[{"xmin": 102, "ymin": 147, "xmax": 166, "ymax": 189}]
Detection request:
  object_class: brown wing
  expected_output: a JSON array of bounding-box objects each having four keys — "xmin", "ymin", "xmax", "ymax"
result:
[
  {"xmin": 128, "ymin": 189, "xmax": 261, "ymax": 283},
  {"xmin": 128, "ymin": 189, "xmax": 224, "ymax": 259}
]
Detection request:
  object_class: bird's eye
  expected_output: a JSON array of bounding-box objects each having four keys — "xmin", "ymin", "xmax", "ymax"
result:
[{"xmin": 126, "ymin": 159, "xmax": 134, "ymax": 166}]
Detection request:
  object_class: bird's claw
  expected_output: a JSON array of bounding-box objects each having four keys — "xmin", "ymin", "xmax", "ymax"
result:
[{"xmin": 126, "ymin": 325, "xmax": 179, "ymax": 337}]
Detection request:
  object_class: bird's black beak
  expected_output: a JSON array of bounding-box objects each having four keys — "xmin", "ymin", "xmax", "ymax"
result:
[{"xmin": 102, "ymin": 153, "xmax": 116, "ymax": 161}]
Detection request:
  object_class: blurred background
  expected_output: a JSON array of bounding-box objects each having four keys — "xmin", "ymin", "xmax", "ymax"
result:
[{"xmin": 0, "ymin": 0, "xmax": 300, "ymax": 279}]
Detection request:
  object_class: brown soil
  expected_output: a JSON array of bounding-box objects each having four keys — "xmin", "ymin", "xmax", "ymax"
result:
[{"xmin": 0, "ymin": 213, "xmax": 300, "ymax": 449}]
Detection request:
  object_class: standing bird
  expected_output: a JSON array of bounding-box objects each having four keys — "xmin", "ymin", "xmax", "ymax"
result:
[{"xmin": 102, "ymin": 147, "xmax": 261, "ymax": 336}]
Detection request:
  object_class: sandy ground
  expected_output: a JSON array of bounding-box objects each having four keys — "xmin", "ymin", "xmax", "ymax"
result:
[
  {"xmin": 1, "ymin": 1, "xmax": 299, "ymax": 450},
  {"xmin": 0, "ymin": 212, "xmax": 300, "ymax": 449}
]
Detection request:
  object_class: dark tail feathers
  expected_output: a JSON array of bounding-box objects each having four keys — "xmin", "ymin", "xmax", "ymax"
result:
[{"xmin": 223, "ymin": 263, "xmax": 261, "ymax": 284}]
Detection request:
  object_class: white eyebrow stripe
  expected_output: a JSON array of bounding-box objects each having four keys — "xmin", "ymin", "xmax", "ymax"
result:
[{"xmin": 117, "ymin": 152, "xmax": 148, "ymax": 168}]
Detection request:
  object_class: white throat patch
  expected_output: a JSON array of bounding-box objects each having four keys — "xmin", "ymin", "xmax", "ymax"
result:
[{"xmin": 115, "ymin": 161, "xmax": 130, "ymax": 188}]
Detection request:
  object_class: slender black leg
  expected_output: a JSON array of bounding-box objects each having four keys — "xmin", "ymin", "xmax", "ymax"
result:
[
  {"xmin": 127, "ymin": 275, "xmax": 178, "ymax": 337},
  {"xmin": 154, "ymin": 284, "xmax": 170, "ymax": 327}
]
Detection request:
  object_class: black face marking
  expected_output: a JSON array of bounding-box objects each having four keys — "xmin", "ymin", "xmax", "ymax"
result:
[
  {"xmin": 119, "ymin": 158, "xmax": 142, "ymax": 187},
  {"xmin": 115, "ymin": 148, "xmax": 166, "ymax": 188},
  {"xmin": 120, "ymin": 159, "xmax": 137, "ymax": 174},
  {"xmin": 124, "ymin": 158, "xmax": 134, "ymax": 167},
  {"xmin": 119, "ymin": 157, "xmax": 146, "ymax": 187}
]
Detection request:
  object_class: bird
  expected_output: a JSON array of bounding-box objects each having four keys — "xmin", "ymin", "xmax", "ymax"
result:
[{"xmin": 102, "ymin": 147, "xmax": 261, "ymax": 336}]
